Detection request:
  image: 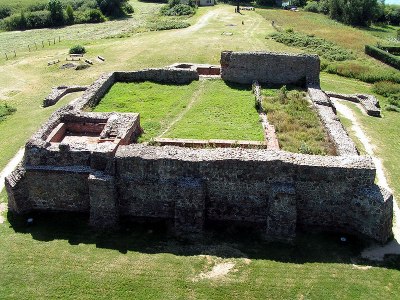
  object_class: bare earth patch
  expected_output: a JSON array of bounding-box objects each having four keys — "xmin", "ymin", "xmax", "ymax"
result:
[
  {"xmin": 0, "ymin": 203, "xmax": 6, "ymax": 224},
  {"xmin": 195, "ymin": 261, "xmax": 236, "ymax": 280}
]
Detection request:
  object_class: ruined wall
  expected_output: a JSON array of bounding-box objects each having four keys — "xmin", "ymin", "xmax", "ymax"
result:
[
  {"xmin": 5, "ymin": 56, "xmax": 394, "ymax": 244},
  {"xmin": 220, "ymin": 51, "xmax": 320, "ymax": 87},
  {"xmin": 114, "ymin": 145, "xmax": 392, "ymax": 243}
]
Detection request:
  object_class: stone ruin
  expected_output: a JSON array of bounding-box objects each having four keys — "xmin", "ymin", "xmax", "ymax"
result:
[{"xmin": 5, "ymin": 51, "xmax": 393, "ymax": 243}]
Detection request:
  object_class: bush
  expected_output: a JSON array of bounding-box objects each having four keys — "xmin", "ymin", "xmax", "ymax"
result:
[
  {"xmin": 365, "ymin": 45, "xmax": 400, "ymax": 71},
  {"xmin": 385, "ymin": 105, "xmax": 400, "ymax": 112},
  {"xmin": 86, "ymin": 9, "xmax": 106, "ymax": 22},
  {"xmin": 27, "ymin": 3, "xmax": 48, "ymax": 12},
  {"xmin": 146, "ymin": 17, "xmax": 190, "ymax": 30},
  {"xmin": 304, "ymin": 1, "xmax": 319, "ymax": 13},
  {"xmin": 123, "ymin": 3, "xmax": 134, "ymax": 14},
  {"xmin": 0, "ymin": 102, "xmax": 17, "ymax": 122},
  {"xmin": 69, "ymin": 45, "xmax": 86, "ymax": 54},
  {"xmin": 161, "ymin": 4, "xmax": 195, "ymax": 16},
  {"xmin": 372, "ymin": 81, "xmax": 400, "ymax": 97},
  {"xmin": 270, "ymin": 31, "xmax": 355, "ymax": 61},
  {"xmin": 97, "ymin": 0, "xmax": 128, "ymax": 17},
  {"xmin": 324, "ymin": 60, "xmax": 400, "ymax": 83},
  {"xmin": 0, "ymin": 5, "xmax": 11, "ymax": 20},
  {"xmin": 388, "ymin": 94, "xmax": 400, "ymax": 107},
  {"xmin": 255, "ymin": 0, "xmax": 276, "ymax": 6},
  {"xmin": 26, "ymin": 10, "xmax": 51, "ymax": 29}
]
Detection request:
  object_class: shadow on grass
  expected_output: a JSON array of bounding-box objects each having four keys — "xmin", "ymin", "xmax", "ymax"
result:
[{"xmin": 7, "ymin": 211, "xmax": 400, "ymax": 270}]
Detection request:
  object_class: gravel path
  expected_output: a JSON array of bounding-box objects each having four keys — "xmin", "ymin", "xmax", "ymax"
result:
[{"xmin": 333, "ymin": 99, "xmax": 400, "ymax": 261}]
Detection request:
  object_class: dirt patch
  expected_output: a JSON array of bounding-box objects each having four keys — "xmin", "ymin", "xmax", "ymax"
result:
[
  {"xmin": 195, "ymin": 262, "xmax": 235, "ymax": 280},
  {"xmin": 352, "ymin": 264, "xmax": 372, "ymax": 270},
  {"xmin": 0, "ymin": 203, "xmax": 6, "ymax": 224}
]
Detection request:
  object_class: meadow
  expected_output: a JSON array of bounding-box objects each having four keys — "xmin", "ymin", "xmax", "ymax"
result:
[{"xmin": 0, "ymin": 2, "xmax": 400, "ymax": 298}]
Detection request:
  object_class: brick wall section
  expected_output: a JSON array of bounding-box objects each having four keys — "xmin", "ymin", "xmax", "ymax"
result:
[{"xmin": 220, "ymin": 51, "xmax": 320, "ymax": 86}]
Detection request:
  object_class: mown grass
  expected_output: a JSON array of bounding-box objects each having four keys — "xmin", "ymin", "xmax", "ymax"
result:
[
  {"xmin": 261, "ymin": 87, "xmax": 335, "ymax": 155},
  {"xmin": 93, "ymin": 81, "xmax": 200, "ymax": 142},
  {"xmin": 321, "ymin": 73, "xmax": 400, "ymax": 201},
  {"xmin": 0, "ymin": 4, "xmax": 399, "ymax": 298},
  {"xmin": 165, "ymin": 80, "xmax": 264, "ymax": 141},
  {"xmin": 1, "ymin": 190, "xmax": 400, "ymax": 299}
]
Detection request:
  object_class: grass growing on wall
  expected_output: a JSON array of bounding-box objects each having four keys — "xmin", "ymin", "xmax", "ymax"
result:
[
  {"xmin": 93, "ymin": 81, "xmax": 200, "ymax": 142},
  {"xmin": 165, "ymin": 80, "xmax": 264, "ymax": 141}
]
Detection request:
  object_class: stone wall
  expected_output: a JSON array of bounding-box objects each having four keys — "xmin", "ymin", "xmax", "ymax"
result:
[
  {"xmin": 220, "ymin": 51, "xmax": 320, "ymax": 87},
  {"xmin": 4, "ymin": 54, "xmax": 394, "ymax": 244}
]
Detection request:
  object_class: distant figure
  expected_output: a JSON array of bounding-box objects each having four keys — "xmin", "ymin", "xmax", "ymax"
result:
[
  {"xmin": 242, "ymin": 21, "xmax": 244, "ymax": 25},
  {"xmin": 235, "ymin": 8, "xmax": 237, "ymax": 13},
  {"xmin": 272, "ymin": 20, "xmax": 275, "ymax": 26}
]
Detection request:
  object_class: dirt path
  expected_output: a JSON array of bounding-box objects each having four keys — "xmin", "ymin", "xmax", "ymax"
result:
[
  {"xmin": 158, "ymin": 79, "xmax": 205, "ymax": 138},
  {"xmin": 333, "ymin": 99, "xmax": 400, "ymax": 261},
  {"xmin": 179, "ymin": 9, "xmax": 220, "ymax": 35}
]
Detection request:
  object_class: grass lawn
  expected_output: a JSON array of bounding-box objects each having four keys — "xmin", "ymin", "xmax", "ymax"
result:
[
  {"xmin": 261, "ymin": 88, "xmax": 335, "ymax": 155},
  {"xmin": 165, "ymin": 80, "xmax": 264, "ymax": 141},
  {"xmin": 1, "ymin": 189, "xmax": 400, "ymax": 299},
  {"xmin": 0, "ymin": 3, "xmax": 400, "ymax": 298},
  {"xmin": 94, "ymin": 80, "xmax": 264, "ymax": 142}
]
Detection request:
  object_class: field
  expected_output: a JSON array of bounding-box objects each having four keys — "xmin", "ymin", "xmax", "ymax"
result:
[
  {"xmin": 0, "ymin": 2, "xmax": 400, "ymax": 299},
  {"xmin": 94, "ymin": 79, "xmax": 264, "ymax": 142}
]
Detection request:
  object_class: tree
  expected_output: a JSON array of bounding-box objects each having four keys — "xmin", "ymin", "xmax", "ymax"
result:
[
  {"xmin": 96, "ymin": 0, "xmax": 128, "ymax": 17},
  {"xmin": 48, "ymin": 0, "xmax": 65, "ymax": 26},
  {"xmin": 66, "ymin": 4, "xmax": 74, "ymax": 24}
]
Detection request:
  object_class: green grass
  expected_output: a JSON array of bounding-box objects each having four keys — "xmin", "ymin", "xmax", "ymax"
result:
[
  {"xmin": 94, "ymin": 80, "xmax": 264, "ymax": 142},
  {"xmin": 165, "ymin": 80, "xmax": 264, "ymax": 141},
  {"xmin": 0, "ymin": 189, "xmax": 400, "ymax": 299},
  {"xmin": 0, "ymin": 4, "xmax": 400, "ymax": 298},
  {"xmin": 93, "ymin": 81, "xmax": 200, "ymax": 142},
  {"xmin": 261, "ymin": 88, "xmax": 335, "ymax": 155}
]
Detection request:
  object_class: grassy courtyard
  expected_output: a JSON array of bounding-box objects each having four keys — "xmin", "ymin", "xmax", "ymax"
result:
[
  {"xmin": 0, "ymin": 2, "xmax": 399, "ymax": 299},
  {"xmin": 94, "ymin": 79, "xmax": 265, "ymax": 142}
]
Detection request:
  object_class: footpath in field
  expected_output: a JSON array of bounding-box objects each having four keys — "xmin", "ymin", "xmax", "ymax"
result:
[{"xmin": 333, "ymin": 99, "xmax": 400, "ymax": 261}]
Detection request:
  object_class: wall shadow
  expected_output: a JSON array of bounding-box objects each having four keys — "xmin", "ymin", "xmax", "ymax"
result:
[{"xmin": 7, "ymin": 211, "xmax": 400, "ymax": 270}]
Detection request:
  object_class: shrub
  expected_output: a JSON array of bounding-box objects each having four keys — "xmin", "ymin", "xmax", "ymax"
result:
[
  {"xmin": 0, "ymin": 102, "xmax": 17, "ymax": 122},
  {"xmin": 146, "ymin": 17, "xmax": 190, "ymax": 31},
  {"xmin": 123, "ymin": 3, "xmax": 134, "ymax": 14},
  {"xmin": 26, "ymin": 10, "xmax": 51, "ymax": 29},
  {"xmin": 161, "ymin": 4, "xmax": 195, "ymax": 16},
  {"xmin": 86, "ymin": 9, "xmax": 106, "ymax": 22},
  {"xmin": 372, "ymin": 81, "xmax": 400, "ymax": 97},
  {"xmin": 304, "ymin": 1, "xmax": 319, "ymax": 13},
  {"xmin": 324, "ymin": 61, "xmax": 400, "ymax": 83},
  {"xmin": 27, "ymin": 3, "xmax": 48, "ymax": 12},
  {"xmin": 388, "ymin": 94, "xmax": 400, "ymax": 107},
  {"xmin": 97, "ymin": 0, "xmax": 128, "ymax": 17},
  {"xmin": 365, "ymin": 45, "xmax": 400, "ymax": 70},
  {"xmin": 270, "ymin": 31, "xmax": 355, "ymax": 61},
  {"xmin": 385, "ymin": 105, "xmax": 400, "ymax": 112},
  {"xmin": 0, "ymin": 5, "xmax": 11, "ymax": 20},
  {"xmin": 255, "ymin": 0, "xmax": 276, "ymax": 6},
  {"xmin": 69, "ymin": 45, "xmax": 86, "ymax": 54}
]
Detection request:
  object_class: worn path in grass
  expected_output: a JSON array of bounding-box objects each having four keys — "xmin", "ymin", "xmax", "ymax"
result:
[
  {"xmin": 158, "ymin": 79, "xmax": 206, "ymax": 138},
  {"xmin": 333, "ymin": 99, "xmax": 400, "ymax": 261}
]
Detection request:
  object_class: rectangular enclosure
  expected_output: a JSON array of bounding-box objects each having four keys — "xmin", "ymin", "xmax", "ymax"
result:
[{"xmin": 93, "ymin": 79, "xmax": 264, "ymax": 142}]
